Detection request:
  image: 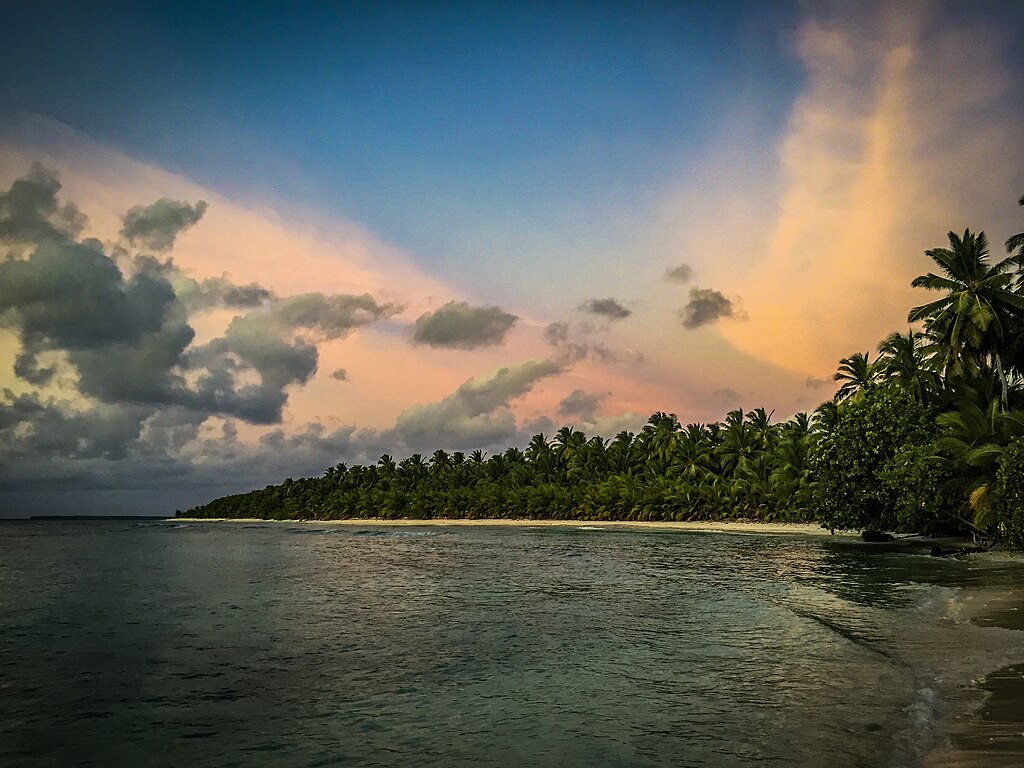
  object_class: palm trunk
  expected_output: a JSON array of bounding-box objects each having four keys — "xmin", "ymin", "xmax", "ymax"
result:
[{"xmin": 996, "ymin": 353, "xmax": 1008, "ymax": 406}]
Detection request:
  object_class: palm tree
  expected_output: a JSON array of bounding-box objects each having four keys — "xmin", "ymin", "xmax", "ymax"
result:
[
  {"xmin": 1006, "ymin": 194, "xmax": 1024, "ymax": 270},
  {"xmin": 745, "ymin": 408, "xmax": 777, "ymax": 450},
  {"xmin": 833, "ymin": 352, "xmax": 879, "ymax": 402},
  {"xmin": 811, "ymin": 401, "xmax": 839, "ymax": 439},
  {"xmin": 606, "ymin": 431, "xmax": 637, "ymax": 474},
  {"xmin": 908, "ymin": 229, "xmax": 1024, "ymax": 402},
  {"xmin": 877, "ymin": 329, "xmax": 936, "ymax": 403},
  {"xmin": 937, "ymin": 400, "xmax": 1024, "ymax": 530},
  {"xmin": 639, "ymin": 412, "xmax": 681, "ymax": 472}
]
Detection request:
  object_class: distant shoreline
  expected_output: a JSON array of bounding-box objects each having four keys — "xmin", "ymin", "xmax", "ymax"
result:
[{"xmin": 171, "ymin": 517, "xmax": 856, "ymax": 537}]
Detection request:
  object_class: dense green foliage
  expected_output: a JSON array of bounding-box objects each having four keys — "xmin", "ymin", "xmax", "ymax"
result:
[
  {"xmin": 189, "ymin": 410, "xmax": 819, "ymax": 523},
  {"xmin": 813, "ymin": 388, "xmax": 938, "ymax": 532},
  {"xmin": 185, "ymin": 199, "xmax": 1024, "ymax": 546},
  {"xmin": 993, "ymin": 437, "xmax": 1024, "ymax": 549}
]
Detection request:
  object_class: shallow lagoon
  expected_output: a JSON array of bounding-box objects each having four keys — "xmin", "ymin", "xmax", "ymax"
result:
[{"xmin": 1, "ymin": 520, "xmax": 1022, "ymax": 767}]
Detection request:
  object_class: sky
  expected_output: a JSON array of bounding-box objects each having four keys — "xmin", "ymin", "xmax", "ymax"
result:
[{"xmin": 1, "ymin": 0, "xmax": 1023, "ymax": 516}]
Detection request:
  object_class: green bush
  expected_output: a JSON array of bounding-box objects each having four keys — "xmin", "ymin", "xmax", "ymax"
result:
[
  {"xmin": 812, "ymin": 387, "xmax": 937, "ymax": 532},
  {"xmin": 993, "ymin": 436, "xmax": 1024, "ymax": 549}
]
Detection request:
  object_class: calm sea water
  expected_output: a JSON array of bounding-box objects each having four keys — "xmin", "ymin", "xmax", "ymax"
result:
[{"xmin": 1, "ymin": 521, "xmax": 1022, "ymax": 767}]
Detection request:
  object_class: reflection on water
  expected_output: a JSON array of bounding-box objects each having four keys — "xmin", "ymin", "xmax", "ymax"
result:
[{"xmin": 0, "ymin": 521, "xmax": 1021, "ymax": 767}]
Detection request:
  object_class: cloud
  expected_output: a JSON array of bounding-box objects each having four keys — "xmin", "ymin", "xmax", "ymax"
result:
[
  {"xmin": 0, "ymin": 164, "xmax": 403, "ymax": 445},
  {"xmin": 172, "ymin": 273, "xmax": 275, "ymax": 313},
  {"xmin": 330, "ymin": 368, "xmax": 348, "ymax": 381},
  {"xmin": 261, "ymin": 292, "xmax": 401, "ymax": 340},
  {"xmin": 184, "ymin": 292, "xmax": 399, "ymax": 423},
  {"xmin": 711, "ymin": 387, "xmax": 742, "ymax": 405},
  {"xmin": 543, "ymin": 321, "xmax": 570, "ymax": 345},
  {"xmin": 541, "ymin": 319, "xmax": 644, "ymax": 366},
  {"xmin": 558, "ymin": 388, "xmax": 608, "ymax": 421},
  {"xmin": 411, "ymin": 300, "xmax": 518, "ymax": 349},
  {"xmin": 578, "ymin": 297, "xmax": 632, "ymax": 320},
  {"xmin": 0, "ymin": 236, "xmax": 196, "ymax": 404},
  {"xmin": 0, "ymin": 390, "xmax": 156, "ymax": 462},
  {"xmin": 678, "ymin": 287, "xmax": 738, "ymax": 329},
  {"xmin": 716, "ymin": 3, "xmax": 1024, "ymax": 374},
  {"xmin": 387, "ymin": 358, "xmax": 563, "ymax": 450},
  {"xmin": 664, "ymin": 263, "xmax": 694, "ymax": 283},
  {"xmin": 121, "ymin": 197, "xmax": 208, "ymax": 252},
  {"xmin": 805, "ymin": 376, "xmax": 831, "ymax": 389},
  {"xmin": 0, "ymin": 162, "xmax": 86, "ymax": 246}
]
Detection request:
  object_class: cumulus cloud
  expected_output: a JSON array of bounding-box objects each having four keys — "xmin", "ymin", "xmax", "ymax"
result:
[
  {"xmin": 387, "ymin": 358, "xmax": 563, "ymax": 451},
  {"xmin": 678, "ymin": 287, "xmax": 738, "ymax": 329},
  {"xmin": 664, "ymin": 263, "xmax": 694, "ymax": 283},
  {"xmin": 0, "ymin": 164, "xmax": 403, "ymax": 471},
  {"xmin": 121, "ymin": 197, "xmax": 208, "ymax": 252},
  {"xmin": 578, "ymin": 297, "xmax": 632, "ymax": 320},
  {"xmin": 173, "ymin": 274, "xmax": 275, "ymax": 313},
  {"xmin": 330, "ymin": 368, "xmax": 348, "ymax": 381},
  {"xmin": 0, "ymin": 234, "xmax": 195, "ymax": 404},
  {"xmin": 558, "ymin": 388, "xmax": 608, "ymax": 421},
  {"xmin": 0, "ymin": 161, "xmax": 86, "ymax": 245},
  {"xmin": 411, "ymin": 300, "xmax": 518, "ymax": 349}
]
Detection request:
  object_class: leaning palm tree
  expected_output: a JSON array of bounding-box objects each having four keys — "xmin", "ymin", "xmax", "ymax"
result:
[
  {"xmin": 833, "ymin": 351, "xmax": 879, "ymax": 402},
  {"xmin": 907, "ymin": 229, "xmax": 1024, "ymax": 402}
]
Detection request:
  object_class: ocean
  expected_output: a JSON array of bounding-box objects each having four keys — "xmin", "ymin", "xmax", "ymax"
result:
[{"xmin": 1, "ymin": 520, "xmax": 1022, "ymax": 767}]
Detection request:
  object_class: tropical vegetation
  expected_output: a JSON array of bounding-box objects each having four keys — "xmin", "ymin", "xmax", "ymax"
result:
[{"xmin": 183, "ymin": 199, "xmax": 1024, "ymax": 547}]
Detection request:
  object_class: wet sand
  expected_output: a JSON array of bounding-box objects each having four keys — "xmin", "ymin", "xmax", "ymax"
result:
[{"xmin": 926, "ymin": 579, "xmax": 1024, "ymax": 766}]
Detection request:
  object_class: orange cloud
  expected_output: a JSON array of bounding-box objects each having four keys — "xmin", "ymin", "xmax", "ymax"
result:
[{"xmin": 717, "ymin": 3, "xmax": 1024, "ymax": 378}]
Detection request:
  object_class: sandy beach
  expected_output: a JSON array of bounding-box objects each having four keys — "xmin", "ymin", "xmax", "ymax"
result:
[{"xmin": 172, "ymin": 517, "xmax": 857, "ymax": 538}]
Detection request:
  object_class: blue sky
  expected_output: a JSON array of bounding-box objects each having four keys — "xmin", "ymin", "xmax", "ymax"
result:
[{"xmin": 1, "ymin": 1, "xmax": 802, "ymax": 284}]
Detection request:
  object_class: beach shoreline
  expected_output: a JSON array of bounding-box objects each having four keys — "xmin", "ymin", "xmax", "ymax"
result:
[
  {"xmin": 925, "ymin": 584, "xmax": 1024, "ymax": 767},
  {"xmin": 170, "ymin": 517, "xmax": 858, "ymax": 538}
]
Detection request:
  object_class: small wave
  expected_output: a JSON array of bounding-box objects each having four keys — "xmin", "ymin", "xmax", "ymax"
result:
[
  {"xmin": 891, "ymin": 682, "xmax": 944, "ymax": 763},
  {"xmin": 352, "ymin": 529, "xmax": 438, "ymax": 539},
  {"xmin": 577, "ymin": 526, "xmax": 605, "ymax": 531}
]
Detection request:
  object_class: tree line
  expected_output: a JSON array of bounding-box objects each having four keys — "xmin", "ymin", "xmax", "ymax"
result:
[{"xmin": 183, "ymin": 199, "xmax": 1024, "ymax": 546}]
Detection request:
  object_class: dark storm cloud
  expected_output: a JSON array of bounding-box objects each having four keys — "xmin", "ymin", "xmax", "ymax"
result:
[
  {"xmin": 386, "ymin": 358, "xmax": 563, "ymax": 450},
  {"xmin": 186, "ymin": 320, "xmax": 320, "ymax": 424},
  {"xmin": 664, "ymin": 263, "xmax": 694, "ymax": 283},
  {"xmin": 412, "ymin": 300, "xmax": 518, "ymax": 349},
  {"xmin": 678, "ymin": 287, "xmax": 737, "ymax": 329},
  {"xmin": 578, "ymin": 297, "xmax": 632, "ymax": 320},
  {"xmin": 558, "ymin": 389, "xmax": 608, "ymax": 421},
  {"xmin": 0, "ymin": 390, "xmax": 153, "ymax": 461},
  {"xmin": 0, "ymin": 162, "xmax": 85, "ymax": 245},
  {"xmin": 0, "ymin": 164, "xmax": 405, "ymax": 494},
  {"xmin": 0, "ymin": 235, "xmax": 196, "ymax": 403},
  {"xmin": 121, "ymin": 197, "xmax": 208, "ymax": 252}
]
